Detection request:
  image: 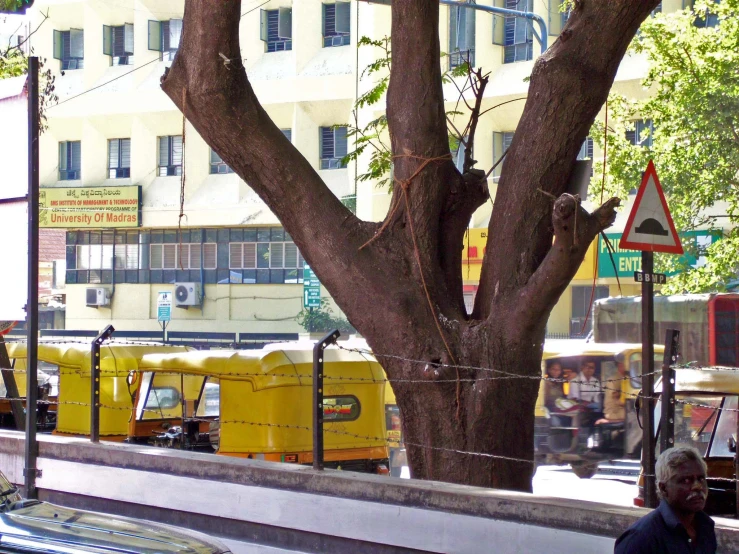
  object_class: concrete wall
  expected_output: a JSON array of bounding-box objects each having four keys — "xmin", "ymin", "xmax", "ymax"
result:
[{"xmin": 0, "ymin": 431, "xmax": 738, "ymax": 553}]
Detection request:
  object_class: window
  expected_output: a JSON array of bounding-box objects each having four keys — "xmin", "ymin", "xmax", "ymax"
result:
[
  {"xmin": 449, "ymin": 2, "xmax": 475, "ymax": 68},
  {"xmin": 684, "ymin": 0, "xmax": 720, "ymax": 27},
  {"xmin": 493, "ymin": 0, "xmax": 533, "ymax": 64},
  {"xmin": 210, "ymin": 149, "xmax": 234, "ymax": 174},
  {"xmin": 450, "ymin": 135, "xmax": 470, "ymax": 172},
  {"xmin": 196, "ymin": 379, "xmax": 220, "ymax": 417},
  {"xmin": 148, "ymin": 19, "xmax": 182, "ymax": 61},
  {"xmin": 491, "ymin": 131, "xmax": 514, "ymax": 179},
  {"xmin": 260, "ymin": 9, "xmax": 292, "ymax": 52},
  {"xmin": 76, "ymin": 232, "xmax": 140, "ymax": 273},
  {"xmin": 158, "ymin": 135, "xmax": 183, "ymax": 176},
  {"xmin": 652, "ymin": 2, "xmax": 662, "ymax": 15},
  {"xmin": 53, "ymin": 29, "xmax": 84, "ymax": 70},
  {"xmin": 626, "ymin": 119, "xmax": 654, "ymax": 148},
  {"xmin": 103, "ymin": 24, "xmax": 134, "ymax": 65},
  {"xmin": 577, "ymin": 137, "xmax": 593, "ymax": 161},
  {"xmin": 281, "ymin": 129, "xmax": 292, "ymax": 142},
  {"xmin": 571, "ymin": 285, "xmax": 609, "ymax": 337},
  {"xmin": 323, "ymin": 3, "xmax": 350, "ymax": 47},
  {"xmin": 150, "ymin": 243, "xmax": 216, "ymax": 270},
  {"xmin": 108, "ymin": 139, "xmax": 131, "ymax": 179},
  {"xmin": 548, "ymin": 1, "xmax": 570, "ymax": 36},
  {"xmin": 229, "ymin": 230, "xmax": 304, "ymax": 284},
  {"xmin": 320, "ymin": 126, "xmax": 348, "ymax": 169},
  {"xmin": 59, "ymin": 141, "xmax": 81, "ymax": 181}
]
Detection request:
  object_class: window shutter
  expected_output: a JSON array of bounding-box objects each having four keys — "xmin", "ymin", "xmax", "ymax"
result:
[
  {"xmin": 189, "ymin": 243, "xmax": 201, "ymax": 269},
  {"xmin": 53, "ymin": 30, "xmax": 63, "ymax": 60},
  {"xmin": 449, "ymin": 6, "xmax": 458, "ymax": 52},
  {"xmin": 148, "ymin": 20, "xmax": 162, "ymax": 51},
  {"xmin": 278, "ymin": 8, "xmax": 292, "ymax": 39},
  {"xmin": 169, "ymin": 19, "xmax": 182, "ymax": 50},
  {"xmin": 322, "ymin": 4, "xmax": 330, "ymax": 36},
  {"xmin": 124, "ymin": 23, "xmax": 134, "ymax": 54},
  {"xmin": 163, "ymin": 244, "xmax": 176, "ymax": 269},
  {"xmin": 284, "ymin": 242, "xmax": 298, "ymax": 268},
  {"xmin": 492, "ymin": 132, "xmax": 502, "ymax": 178},
  {"xmin": 464, "ymin": 6, "xmax": 475, "ymax": 53},
  {"xmin": 243, "ymin": 243, "xmax": 256, "ymax": 268},
  {"xmin": 120, "ymin": 139, "xmax": 131, "ymax": 168},
  {"xmin": 320, "ymin": 127, "xmax": 333, "ymax": 159},
  {"xmin": 335, "ymin": 2, "xmax": 350, "ymax": 34},
  {"xmin": 171, "ymin": 135, "xmax": 183, "ymax": 166},
  {"xmin": 203, "ymin": 244, "xmax": 217, "ymax": 269},
  {"xmin": 158, "ymin": 137, "xmax": 169, "ymax": 167},
  {"xmin": 102, "ymin": 25, "xmax": 112, "ymax": 56},
  {"xmin": 101, "ymin": 244, "xmax": 114, "ymax": 269},
  {"xmin": 59, "ymin": 142, "xmax": 68, "ymax": 171},
  {"xmin": 492, "ymin": 0, "xmax": 505, "ymax": 45},
  {"xmin": 113, "ymin": 26, "xmax": 125, "ymax": 56},
  {"xmin": 281, "ymin": 129, "xmax": 292, "ymax": 142},
  {"xmin": 549, "ymin": 0, "xmax": 563, "ymax": 36},
  {"xmin": 71, "ymin": 142, "xmax": 81, "ymax": 171},
  {"xmin": 260, "ymin": 9, "xmax": 269, "ymax": 42},
  {"xmin": 270, "ymin": 243, "xmax": 284, "ymax": 268},
  {"xmin": 70, "ymin": 29, "xmax": 84, "ymax": 58},
  {"xmin": 334, "ymin": 126, "xmax": 348, "ymax": 158},
  {"xmin": 150, "ymin": 244, "xmax": 163, "ymax": 269},
  {"xmin": 108, "ymin": 140, "xmax": 120, "ymax": 169},
  {"xmin": 229, "ymin": 243, "xmax": 243, "ymax": 269}
]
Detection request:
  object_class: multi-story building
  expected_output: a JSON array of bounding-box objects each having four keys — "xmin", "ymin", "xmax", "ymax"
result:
[{"xmin": 19, "ymin": 0, "xmax": 716, "ymax": 340}]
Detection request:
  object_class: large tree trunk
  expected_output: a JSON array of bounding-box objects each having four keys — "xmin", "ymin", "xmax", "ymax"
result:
[{"xmin": 162, "ymin": 0, "xmax": 660, "ymax": 491}]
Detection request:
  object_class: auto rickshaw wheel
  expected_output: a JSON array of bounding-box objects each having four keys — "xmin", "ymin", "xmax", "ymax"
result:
[{"xmin": 570, "ymin": 461, "xmax": 598, "ymax": 479}]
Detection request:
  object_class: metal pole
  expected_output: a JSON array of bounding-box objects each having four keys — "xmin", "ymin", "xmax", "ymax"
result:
[
  {"xmin": 358, "ymin": 0, "xmax": 548, "ymax": 53},
  {"xmin": 640, "ymin": 251, "xmax": 657, "ymax": 509},
  {"xmin": 90, "ymin": 325, "xmax": 115, "ymax": 443},
  {"xmin": 0, "ymin": 337, "xmax": 26, "ymax": 431},
  {"xmin": 313, "ymin": 329, "xmax": 340, "ymax": 470},
  {"xmin": 659, "ymin": 329, "xmax": 680, "ymax": 453},
  {"xmin": 24, "ymin": 56, "xmax": 40, "ymax": 499}
]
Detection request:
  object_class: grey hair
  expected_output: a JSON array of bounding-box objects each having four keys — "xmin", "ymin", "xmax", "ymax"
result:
[{"xmin": 655, "ymin": 446, "xmax": 707, "ymax": 499}]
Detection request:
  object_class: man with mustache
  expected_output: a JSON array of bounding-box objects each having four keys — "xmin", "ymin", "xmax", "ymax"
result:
[{"xmin": 614, "ymin": 446, "xmax": 716, "ymax": 553}]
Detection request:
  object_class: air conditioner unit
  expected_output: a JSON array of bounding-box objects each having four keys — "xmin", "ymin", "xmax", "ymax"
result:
[
  {"xmin": 86, "ymin": 287, "xmax": 110, "ymax": 307},
  {"xmin": 174, "ymin": 282, "xmax": 201, "ymax": 307}
]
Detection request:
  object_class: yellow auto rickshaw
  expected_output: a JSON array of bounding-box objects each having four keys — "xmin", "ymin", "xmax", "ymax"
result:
[
  {"xmin": 138, "ymin": 345, "xmax": 390, "ymax": 473},
  {"xmin": 1, "ymin": 342, "xmax": 60, "ymax": 431},
  {"xmin": 4, "ymin": 342, "xmax": 189, "ymax": 440},
  {"xmin": 534, "ymin": 341, "xmax": 664, "ymax": 478},
  {"xmin": 635, "ymin": 369, "xmax": 739, "ymax": 516}
]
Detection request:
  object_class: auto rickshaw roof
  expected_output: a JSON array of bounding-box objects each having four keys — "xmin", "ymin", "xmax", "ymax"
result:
[
  {"xmin": 139, "ymin": 346, "xmax": 384, "ymax": 390},
  {"xmin": 542, "ymin": 342, "xmax": 665, "ymax": 360},
  {"xmin": 4, "ymin": 341, "xmax": 189, "ymax": 375},
  {"xmin": 654, "ymin": 368, "xmax": 739, "ymax": 395}
]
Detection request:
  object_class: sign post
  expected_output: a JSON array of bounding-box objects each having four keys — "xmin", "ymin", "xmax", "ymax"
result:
[
  {"xmin": 157, "ymin": 291, "xmax": 172, "ymax": 343},
  {"xmin": 619, "ymin": 160, "xmax": 683, "ymax": 509},
  {"xmin": 303, "ymin": 265, "xmax": 321, "ymax": 309}
]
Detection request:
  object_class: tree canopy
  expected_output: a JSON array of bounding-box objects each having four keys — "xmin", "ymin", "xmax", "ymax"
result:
[{"xmin": 592, "ymin": 0, "xmax": 739, "ymax": 292}]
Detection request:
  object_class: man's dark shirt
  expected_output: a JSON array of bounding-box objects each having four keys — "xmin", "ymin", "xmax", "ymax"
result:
[{"xmin": 614, "ymin": 500, "xmax": 716, "ymax": 554}]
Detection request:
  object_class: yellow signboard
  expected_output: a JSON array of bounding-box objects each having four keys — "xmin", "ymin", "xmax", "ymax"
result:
[{"xmin": 39, "ymin": 186, "xmax": 141, "ymax": 228}]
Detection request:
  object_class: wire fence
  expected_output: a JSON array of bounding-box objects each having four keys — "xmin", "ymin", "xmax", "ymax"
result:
[{"xmin": 2, "ymin": 338, "xmax": 739, "ymax": 475}]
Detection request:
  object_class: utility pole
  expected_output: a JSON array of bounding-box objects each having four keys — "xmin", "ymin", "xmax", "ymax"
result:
[{"xmin": 24, "ymin": 56, "xmax": 40, "ymax": 499}]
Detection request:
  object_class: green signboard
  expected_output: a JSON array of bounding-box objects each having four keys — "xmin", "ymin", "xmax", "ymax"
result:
[
  {"xmin": 303, "ymin": 265, "xmax": 320, "ymax": 308},
  {"xmin": 598, "ymin": 230, "xmax": 721, "ymax": 278}
]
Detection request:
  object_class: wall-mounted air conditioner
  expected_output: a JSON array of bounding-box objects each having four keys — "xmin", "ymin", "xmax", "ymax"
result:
[
  {"xmin": 174, "ymin": 282, "xmax": 201, "ymax": 307},
  {"xmin": 86, "ymin": 287, "xmax": 110, "ymax": 307}
]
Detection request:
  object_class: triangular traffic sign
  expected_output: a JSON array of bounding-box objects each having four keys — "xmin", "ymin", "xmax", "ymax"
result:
[{"xmin": 619, "ymin": 160, "xmax": 683, "ymax": 254}]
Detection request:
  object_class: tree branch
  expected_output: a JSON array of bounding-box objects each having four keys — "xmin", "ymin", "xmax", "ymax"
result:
[
  {"xmin": 473, "ymin": 0, "xmax": 661, "ymax": 322},
  {"xmin": 513, "ymin": 195, "xmax": 621, "ymax": 326}
]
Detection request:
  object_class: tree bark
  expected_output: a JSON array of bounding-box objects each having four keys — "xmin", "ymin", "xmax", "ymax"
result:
[{"xmin": 162, "ymin": 0, "xmax": 660, "ymax": 491}]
